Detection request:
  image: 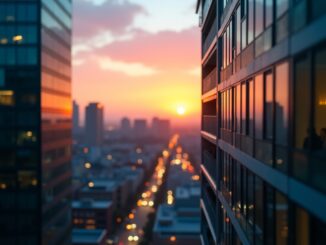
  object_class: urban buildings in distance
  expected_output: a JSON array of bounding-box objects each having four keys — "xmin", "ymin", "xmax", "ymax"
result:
[
  {"xmin": 85, "ymin": 102, "xmax": 104, "ymax": 146},
  {"xmin": 0, "ymin": 1, "xmax": 72, "ymax": 244},
  {"xmin": 198, "ymin": 0, "xmax": 326, "ymax": 244}
]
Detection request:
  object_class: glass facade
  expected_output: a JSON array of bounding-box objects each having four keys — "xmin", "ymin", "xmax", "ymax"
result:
[
  {"xmin": 0, "ymin": 1, "xmax": 71, "ymax": 244},
  {"xmin": 200, "ymin": 0, "xmax": 326, "ymax": 244}
]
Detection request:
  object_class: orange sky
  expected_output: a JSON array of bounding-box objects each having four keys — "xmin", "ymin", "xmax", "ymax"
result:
[{"xmin": 72, "ymin": 0, "xmax": 201, "ymax": 127}]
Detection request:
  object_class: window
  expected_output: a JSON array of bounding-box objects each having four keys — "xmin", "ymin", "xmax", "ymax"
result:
[
  {"xmin": 275, "ymin": 192, "xmax": 288, "ymax": 245},
  {"xmin": 314, "ymin": 47, "xmax": 326, "ymax": 151},
  {"xmin": 241, "ymin": 83, "xmax": 247, "ymax": 134},
  {"xmin": 0, "ymin": 69, "xmax": 4, "ymax": 87},
  {"xmin": 276, "ymin": 0, "xmax": 289, "ymax": 18},
  {"xmin": 255, "ymin": 74, "xmax": 263, "ymax": 139},
  {"xmin": 265, "ymin": 72, "xmax": 273, "ymax": 139},
  {"xmin": 255, "ymin": 0, "xmax": 264, "ymax": 37},
  {"xmin": 255, "ymin": 177, "xmax": 264, "ymax": 245},
  {"xmin": 295, "ymin": 207, "xmax": 310, "ymax": 245},
  {"xmin": 236, "ymin": 7, "xmax": 241, "ymax": 55},
  {"xmin": 275, "ymin": 62, "xmax": 289, "ymax": 146},
  {"xmin": 294, "ymin": 56, "xmax": 310, "ymax": 149},
  {"xmin": 241, "ymin": 19, "xmax": 247, "ymax": 50},
  {"xmin": 265, "ymin": 186, "xmax": 275, "ymax": 245},
  {"xmin": 312, "ymin": 0, "xmax": 326, "ymax": 19},
  {"xmin": 248, "ymin": 0, "xmax": 254, "ymax": 43},
  {"xmin": 236, "ymin": 85, "xmax": 241, "ymax": 132},
  {"xmin": 265, "ymin": 0, "xmax": 273, "ymax": 27},
  {"xmin": 249, "ymin": 80, "xmax": 254, "ymax": 137},
  {"xmin": 247, "ymin": 171, "xmax": 254, "ymax": 243}
]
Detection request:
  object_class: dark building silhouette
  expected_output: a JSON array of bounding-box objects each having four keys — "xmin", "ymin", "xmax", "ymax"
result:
[
  {"xmin": 120, "ymin": 117, "xmax": 131, "ymax": 137},
  {"xmin": 73, "ymin": 100, "xmax": 80, "ymax": 135},
  {"xmin": 85, "ymin": 103, "xmax": 104, "ymax": 146},
  {"xmin": 0, "ymin": 1, "xmax": 72, "ymax": 244},
  {"xmin": 197, "ymin": 0, "xmax": 326, "ymax": 244},
  {"xmin": 151, "ymin": 117, "xmax": 171, "ymax": 140},
  {"xmin": 133, "ymin": 119, "xmax": 148, "ymax": 138}
]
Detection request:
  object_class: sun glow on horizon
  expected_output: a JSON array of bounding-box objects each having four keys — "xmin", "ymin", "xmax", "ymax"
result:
[{"xmin": 176, "ymin": 105, "xmax": 186, "ymax": 116}]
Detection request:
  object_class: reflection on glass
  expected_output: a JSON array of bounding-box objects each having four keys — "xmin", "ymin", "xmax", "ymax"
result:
[
  {"xmin": 265, "ymin": 73, "xmax": 273, "ymax": 140},
  {"xmin": 248, "ymin": 0, "xmax": 254, "ymax": 43},
  {"xmin": 249, "ymin": 80, "xmax": 254, "ymax": 137},
  {"xmin": 295, "ymin": 207, "xmax": 309, "ymax": 245},
  {"xmin": 255, "ymin": 0, "xmax": 264, "ymax": 37},
  {"xmin": 294, "ymin": 56, "xmax": 310, "ymax": 149},
  {"xmin": 255, "ymin": 75, "xmax": 263, "ymax": 139},
  {"xmin": 275, "ymin": 192, "xmax": 288, "ymax": 245},
  {"xmin": 241, "ymin": 83, "xmax": 247, "ymax": 134},
  {"xmin": 275, "ymin": 62, "xmax": 289, "ymax": 145}
]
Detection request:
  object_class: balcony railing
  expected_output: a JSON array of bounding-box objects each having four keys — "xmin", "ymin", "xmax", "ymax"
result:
[
  {"xmin": 202, "ymin": 67, "xmax": 217, "ymax": 94},
  {"xmin": 202, "ymin": 16, "xmax": 217, "ymax": 56},
  {"xmin": 202, "ymin": 115, "xmax": 216, "ymax": 136},
  {"xmin": 203, "ymin": 150, "xmax": 217, "ymax": 185}
]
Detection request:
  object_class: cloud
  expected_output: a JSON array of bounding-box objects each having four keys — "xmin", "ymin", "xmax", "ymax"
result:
[
  {"xmin": 73, "ymin": 0, "xmax": 146, "ymax": 39},
  {"xmin": 93, "ymin": 27, "xmax": 200, "ymax": 71},
  {"xmin": 96, "ymin": 56, "xmax": 158, "ymax": 77}
]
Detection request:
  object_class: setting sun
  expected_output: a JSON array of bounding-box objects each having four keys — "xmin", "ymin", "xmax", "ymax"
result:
[{"xmin": 177, "ymin": 106, "xmax": 186, "ymax": 116}]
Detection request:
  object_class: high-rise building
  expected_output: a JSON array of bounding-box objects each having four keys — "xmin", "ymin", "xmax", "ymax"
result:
[
  {"xmin": 133, "ymin": 119, "xmax": 148, "ymax": 138},
  {"xmin": 197, "ymin": 0, "xmax": 326, "ymax": 244},
  {"xmin": 120, "ymin": 117, "xmax": 131, "ymax": 137},
  {"xmin": 0, "ymin": 1, "xmax": 72, "ymax": 244},
  {"xmin": 151, "ymin": 117, "xmax": 171, "ymax": 140},
  {"xmin": 85, "ymin": 103, "xmax": 104, "ymax": 146},
  {"xmin": 73, "ymin": 100, "xmax": 80, "ymax": 135}
]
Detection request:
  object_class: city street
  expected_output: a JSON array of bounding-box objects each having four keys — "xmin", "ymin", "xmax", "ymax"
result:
[{"xmin": 116, "ymin": 135, "xmax": 178, "ymax": 244}]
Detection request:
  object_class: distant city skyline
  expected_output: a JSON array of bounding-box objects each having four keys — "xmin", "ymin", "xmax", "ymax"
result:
[{"xmin": 72, "ymin": 0, "xmax": 200, "ymax": 127}]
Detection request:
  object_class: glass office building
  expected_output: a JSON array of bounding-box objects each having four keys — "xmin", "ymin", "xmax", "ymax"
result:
[
  {"xmin": 0, "ymin": 1, "xmax": 72, "ymax": 244},
  {"xmin": 197, "ymin": 0, "xmax": 326, "ymax": 244}
]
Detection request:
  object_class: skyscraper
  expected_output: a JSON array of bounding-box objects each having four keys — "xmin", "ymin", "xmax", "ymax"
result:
[
  {"xmin": 133, "ymin": 119, "xmax": 148, "ymax": 139},
  {"xmin": 197, "ymin": 0, "xmax": 326, "ymax": 244},
  {"xmin": 151, "ymin": 117, "xmax": 171, "ymax": 140},
  {"xmin": 0, "ymin": 1, "xmax": 72, "ymax": 244},
  {"xmin": 120, "ymin": 117, "xmax": 131, "ymax": 137},
  {"xmin": 85, "ymin": 103, "xmax": 104, "ymax": 146},
  {"xmin": 73, "ymin": 100, "xmax": 80, "ymax": 135}
]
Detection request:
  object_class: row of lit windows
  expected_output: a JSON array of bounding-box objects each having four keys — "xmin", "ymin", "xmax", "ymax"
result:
[
  {"xmin": 0, "ymin": 171, "xmax": 37, "ymax": 190},
  {"xmin": 0, "ymin": 130, "xmax": 37, "ymax": 147},
  {"xmin": 217, "ymin": 150, "xmax": 326, "ymax": 245},
  {"xmin": 0, "ymin": 25, "xmax": 37, "ymax": 45}
]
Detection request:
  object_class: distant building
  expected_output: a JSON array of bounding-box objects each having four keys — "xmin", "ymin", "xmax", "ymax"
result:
[
  {"xmin": 153, "ymin": 186, "xmax": 201, "ymax": 245},
  {"xmin": 0, "ymin": 1, "xmax": 72, "ymax": 244},
  {"xmin": 73, "ymin": 100, "xmax": 80, "ymax": 135},
  {"xmin": 72, "ymin": 200, "xmax": 114, "ymax": 234},
  {"xmin": 72, "ymin": 229, "xmax": 107, "ymax": 245},
  {"xmin": 120, "ymin": 117, "xmax": 131, "ymax": 137},
  {"xmin": 85, "ymin": 103, "xmax": 104, "ymax": 146},
  {"xmin": 151, "ymin": 117, "xmax": 171, "ymax": 140},
  {"xmin": 197, "ymin": 0, "xmax": 326, "ymax": 244},
  {"xmin": 133, "ymin": 119, "xmax": 148, "ymax": 138}
]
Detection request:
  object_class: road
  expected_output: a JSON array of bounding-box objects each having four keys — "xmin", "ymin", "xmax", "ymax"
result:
[{"xmin": 115, "ymin": 135, "xmax": 178, "ymax": 245}]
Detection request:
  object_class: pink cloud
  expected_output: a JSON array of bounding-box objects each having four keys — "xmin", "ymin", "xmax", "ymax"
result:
[
  {"xmin": 93, "ymin": 27, "xmax": 200, "ymax": 70},
  {"xmin": 73, "ymin": 0, "xmax": 146, "ymax": 39}
]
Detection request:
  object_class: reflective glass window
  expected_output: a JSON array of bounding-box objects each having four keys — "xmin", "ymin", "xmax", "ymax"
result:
[
  {"xmin": 265, "ymin": 0, "xmax": 273, "ymax": 27},
  {"xmin": 236, "ymin": 85, "xmax": 241, "ymax": 132},
  {"xmin": 294, "ymin": 56, "xmax": 310, "ymax": 149},
  {"xmin": 255, "ymin": 177, "xmax": 264, "ymax": 245},
  {"xmin": 275, "ymin": 62, "xmax": 289, "ymax": 145},
  {"xmin": 314, "ymin": 47, "xmax": 326, "ymax": 152},
  {"xmin": 276, "ymin": 0, "xmax": 289, "ymax": 18},
  {"xmin": 265, "ymin": 72, "xmax": 273, "ymax": 139},
  {"xmin": 275, "ymin": 192, "xmax": 288, "ymax": 245},
  {"xmin": 255, "ymin": 74, "xmax": 263, "ymax": 139},
  {"xmin": 249, "ymin": 80, "xmax": 254, "ymax": 137},
  {"xmin": 255, "ymin": 0, "xmax": 264, "ymax": 37},
  {"xmin": 295, "ymin": 207, "xmax": 310, "ymax": 245},
  {"xmin": 241, "ymin": 83, "xmax": 247, "ymax": 134},
  {"xmin": 248, "ymin": 0, "xmax": 254, "ymax": 43}
]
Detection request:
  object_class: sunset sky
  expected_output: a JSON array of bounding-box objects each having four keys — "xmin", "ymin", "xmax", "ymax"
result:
[{"xmin": 72, "ymin": 0, "xmax": 201, "ymax": 127}]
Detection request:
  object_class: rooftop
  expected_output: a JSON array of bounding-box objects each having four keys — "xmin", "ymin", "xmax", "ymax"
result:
[
  {"xmin": 72, "ymin": 200, "xmax": 112, "ymax": 209},
  {"xmin": 72, "ymin": 229, "xmax": 106, "ymax": 244}
]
